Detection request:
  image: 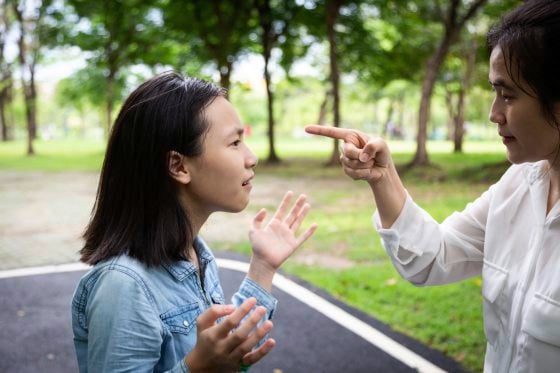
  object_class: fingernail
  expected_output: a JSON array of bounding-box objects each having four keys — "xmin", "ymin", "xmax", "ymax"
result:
[{"xmin": 359, "ymin": 153, "xmax": 369, "ymax": 162}]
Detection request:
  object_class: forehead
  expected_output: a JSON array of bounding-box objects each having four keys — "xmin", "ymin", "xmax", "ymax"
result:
[
  {"xmin": 489, "ymin": 47, "xmax": 510, "ymax": 81},
  {"xmin": 203, "ymin": 96, "xmax": 243, "ymax": 138}
]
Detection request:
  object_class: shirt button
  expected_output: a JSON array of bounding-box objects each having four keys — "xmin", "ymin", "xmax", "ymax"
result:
[{"xmin": 183, "ymin": 320, "xmax": 189, "ymax": 327}]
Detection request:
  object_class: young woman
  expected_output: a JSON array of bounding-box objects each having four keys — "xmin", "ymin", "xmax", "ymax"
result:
[
  {"xmin": 306, "ymin": 0, "xmax": 560, "ymax": 371},
  {"xmin": 72, "ymin": 72, "xmax": 317, "ymax": 373}
]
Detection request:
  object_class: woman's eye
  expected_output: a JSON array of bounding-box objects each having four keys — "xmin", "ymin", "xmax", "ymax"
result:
[
  {"xmin": 501, "ymin": 94, "xmax": 514, "ymax": 102},
  {"xmin": 232, "ymin": 140, "xmax": 241, "ymax": 146}
]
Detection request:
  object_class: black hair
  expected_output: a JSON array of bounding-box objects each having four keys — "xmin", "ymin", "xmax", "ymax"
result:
[
  {"xmin": 81, "ymin": 71, "xmax": 226, "ymax": 266},
  {"xmin": 487, "ymin": 0, "xmax": 560, "ymax": 128}
]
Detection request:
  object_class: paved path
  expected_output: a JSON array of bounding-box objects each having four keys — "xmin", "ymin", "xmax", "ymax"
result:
[{"xmin": 0, "ymin": 253, "xmax": 466, "ymax": 373}]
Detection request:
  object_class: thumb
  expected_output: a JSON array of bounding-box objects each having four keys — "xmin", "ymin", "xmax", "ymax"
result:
[
  {"xmin": 196, "ymin": 304, "xmax": 235, "ymax": 331},
  {"xmin": 359, "ymin": 150, "xmax": 371, "ymax": 163},
  {"xmin": 360, "ymin": 138, "xmax": 390, "ymax": 165},
  {"xmin": 360, "ymin": 140, "xmax": 377, "ymax": 162},
  {"xmin": 252, "ymin": 208, "xmax": 267, "ymax": 230}
]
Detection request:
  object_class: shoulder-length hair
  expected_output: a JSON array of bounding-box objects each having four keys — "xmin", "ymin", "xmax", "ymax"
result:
[{"xmin": 80, "ymin": 71, "xmax": 226, "ymax": 266}]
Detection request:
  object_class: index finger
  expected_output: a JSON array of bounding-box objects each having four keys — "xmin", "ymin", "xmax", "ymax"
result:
[{"xmin": 305, "ymin": 125, "xmax": 368, "ymax": 147}]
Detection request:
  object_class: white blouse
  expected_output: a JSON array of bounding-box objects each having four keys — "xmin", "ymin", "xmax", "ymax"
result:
[{"xmin": 374, "ymin": 161, "xmax": 560, "ymax": 373}]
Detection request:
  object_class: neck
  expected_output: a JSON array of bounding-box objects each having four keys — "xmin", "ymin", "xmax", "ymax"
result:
[
  {"xmin": 176, "ymin": 191, "xmax": 210, "ymax": 240},
  {"xmin": 188, "ymin": 209, "xmax": 208, "ymax": 239},
  {"xmin": 547, "ymin": 161, "xmax": 560, "ymax": 214},
  {"xmin": 550, "ymin": 166, "xmax": 560, "ymax": 189}
]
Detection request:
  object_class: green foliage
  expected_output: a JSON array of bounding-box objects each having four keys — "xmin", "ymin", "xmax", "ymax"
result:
[
  {"xmin": 162, "ymin": 0, "xmax": 257, "ymax": 89},
  {"xmin": 56, "ymin": 67, "xmax": 127, "ymax": 110}
]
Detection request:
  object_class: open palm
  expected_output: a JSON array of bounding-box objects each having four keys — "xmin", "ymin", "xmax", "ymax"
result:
[{"xmin": 249, "ymin": 192, "xmax": 317, "ymax": 271}]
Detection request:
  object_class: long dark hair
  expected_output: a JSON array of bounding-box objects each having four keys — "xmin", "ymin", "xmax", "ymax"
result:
[
  {"xmin": 487, "ymin": 0, "xmax": 560, "ymax": 127},
  {"xmin": 81, "ymin": 72, "xmax": 226, "ymax": 266}
]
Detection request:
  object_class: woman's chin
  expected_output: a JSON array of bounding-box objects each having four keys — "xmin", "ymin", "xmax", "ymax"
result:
[{"xmin": 222, "ymin": 200, "xmax": 250, "ymax": 214}]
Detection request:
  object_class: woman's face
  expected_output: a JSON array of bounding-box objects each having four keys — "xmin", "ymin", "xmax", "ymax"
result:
[
  {"xmin": 184, "ymin": 96, "xmax": 257, "ymax": 216},
  {"xmin": 489, "ymin": 47, "xmax": 560, "ymax": 165}
]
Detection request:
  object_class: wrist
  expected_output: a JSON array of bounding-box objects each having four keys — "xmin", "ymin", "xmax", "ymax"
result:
[
  {"xmin": 247, "ymin": 257, "xmax": 276, "ymax": 292},
  {"xmin": 184, "ymin": 353, "xmax": 195, "ymax": 373},
  {"xmin": 184, "ymin": 350, "xmax": 206, "ymax": 373}
]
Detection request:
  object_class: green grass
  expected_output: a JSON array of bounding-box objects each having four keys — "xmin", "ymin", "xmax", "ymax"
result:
[
  {"xmin": 1, "ymin": 136, "xmax": 507, "ymax": 372},
  {"xmin": 284, "ymin": 264, "xmax": 485, "ymax": 371},
  {"xmin": 0, "ymin": 139, "xmax": 106, "ymax": 171}
]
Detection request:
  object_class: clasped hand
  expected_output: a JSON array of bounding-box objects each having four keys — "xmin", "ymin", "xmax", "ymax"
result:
[{"xmin": 185, "ymin": 297, "xmax": 274, "ymax": 372}]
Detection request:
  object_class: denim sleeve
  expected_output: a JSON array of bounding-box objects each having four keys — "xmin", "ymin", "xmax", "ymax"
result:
[
  {"xmin": 232, "ymin": 276, "xmax": 278, "ymax": 320},
  {"xmin": 85, "ymin": 269, "xmax": 187, "ymax": 373},
  {"xmin": 231, "ymin": 277, "xmax": 278, "ymax": 351}
]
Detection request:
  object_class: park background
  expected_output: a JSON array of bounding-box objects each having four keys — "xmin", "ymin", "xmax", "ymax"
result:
[{"xmin": 0, "ymin": 1, "xmax": 523, "ymax": 372}]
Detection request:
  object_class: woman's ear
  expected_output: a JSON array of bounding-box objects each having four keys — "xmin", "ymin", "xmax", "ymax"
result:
[{"xmin": 167, "ymin": 151, "xmax": 191, "ymax": 184}]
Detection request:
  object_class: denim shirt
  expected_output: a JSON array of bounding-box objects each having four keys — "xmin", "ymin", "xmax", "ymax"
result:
[{"xmin": 72, "ymin": 237, "xmax": 277, "ymax": 373}]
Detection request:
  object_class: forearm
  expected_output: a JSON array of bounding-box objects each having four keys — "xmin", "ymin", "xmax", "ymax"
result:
[{"xmin": 369, "ymin": 162, "xmax": 407, "ymax": 228}]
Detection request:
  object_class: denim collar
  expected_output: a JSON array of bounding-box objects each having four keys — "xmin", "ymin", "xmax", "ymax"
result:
[{"xmin": 162, "ymin": 236, "xmax": 214, "ymax": 282}]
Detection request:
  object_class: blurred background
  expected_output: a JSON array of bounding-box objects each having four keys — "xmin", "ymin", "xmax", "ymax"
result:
[{"xmin": 0, "ymin": 1, "xmax": 523, "ymax": 372}]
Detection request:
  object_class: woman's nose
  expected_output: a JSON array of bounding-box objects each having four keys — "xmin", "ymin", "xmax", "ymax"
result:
[{"xmin": 489, "ymin": 98, "xmax": 505, "ymax": 125}]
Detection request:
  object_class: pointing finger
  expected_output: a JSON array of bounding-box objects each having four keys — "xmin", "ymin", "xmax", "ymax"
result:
[{"xmin": 305, "ymin": 125, "xmax": 369, "ymax": 147}]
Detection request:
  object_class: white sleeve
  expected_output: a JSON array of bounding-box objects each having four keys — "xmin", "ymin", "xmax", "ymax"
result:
[{"xmin": 373, "ymin": 188, "xmax": 491, "ymax": 286}]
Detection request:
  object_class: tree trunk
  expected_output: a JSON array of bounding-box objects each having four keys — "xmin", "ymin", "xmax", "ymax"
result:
[
  {"xmin": 410, "ymin": 0, "xmax": 487, "ymax": 166},
  {"xmin": 397, "ymin": 94, "xmax": 405, "ymax": 130},
  {"xmin": 0, "ymin": 104, "xmax": 7, "ymax": 141},
  {"xmin": 454, "ymin": 37, "xmax": 477, "ymax": 153},
  {"xmin": 13, "ymin": 2, "xmax": 36, "ymax": 154},
  {"xmin": 383, "ymin": 100, "xmax": 394, "ymax": 137},
  {"xmin": 264, "ymin": 46, "xmax": 280, "ymax": 164},
  {"xmin": 317, "ymin": 90, "xmax": 330, "ymax": 125},
  {"xmin": 411, "ymin": 46, "xmax": 448, "ymax": 166},
  {"xmin": 219, "ymin": 61, "xmax": 232, "ymax": 93},
  {"xmin": 326, "ymin": 0, "xmax": 343, "ymax": 166},
  {"xmin": 257, "ymin": 0, "xmax": 280, "ymax": 164},
  {"xmin": 453, "ymin": 87, "xmax": 465, "ymax": 153},
  {"xmin": 29, "ymin": 69, "xmax": 37, "ymax": 140},
  {"xmin": 445, "ymin": 90, "xmax": 455, "ymax": 141},
  {"xmin": 0, "ymin": 88, "xmax": 8, "ymax": 141},
  {"xmin": 106, "ymin": 66, "xmax": 117, "ymax": 133}
]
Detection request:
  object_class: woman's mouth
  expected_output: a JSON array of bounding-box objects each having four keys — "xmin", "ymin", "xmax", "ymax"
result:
[{"xmin": 501, "ymin": 135, "xmax": 516, "ymax": 144}]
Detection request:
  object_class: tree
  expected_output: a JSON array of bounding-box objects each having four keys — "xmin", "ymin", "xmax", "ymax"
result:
[
  {"xmin": 301, "ymin": 0, "xmax": 372, "ymax": 166},
  {"xmin": 63, "ymin": 0, "xmax": 166, "ymax": 131},
  {"xmin": 324, "ymin": 0, "xmax": 345, "ymax": 165},
  {"xmin": 253, "ymin": 0, "xmax": 304, "ymax": 164},
  {"xmin": 12, "ymin": 0, "xmax": 50, "ymax": 155},
  {"xmin": 442, "ymin": 31, "xmax": 479, "ymax": 152},
  {"xmin": 163, "ymin": 0, "xmax": 255, "ymax": 93},
  {"xmin": 0, "ymin": 2, "xmax": 14, "ymax": 142},
  {"xmin": 406, "ymin": 0, "xmax": 487, "ymax": 166}
]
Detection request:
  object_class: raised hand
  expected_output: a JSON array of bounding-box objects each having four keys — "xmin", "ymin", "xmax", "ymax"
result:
[
  {"xmin": 185, "ymin": 298, "xmax": 276, "ymax": 372},
  {"xmin": 305, "ymin": 125, "xmax": 393, "ymax": 185},
  {"xmin": 247, "ymin": 192, "xmax": 317, "ymax": 291},
  {"xmin": 305, "ymin": 125, "xmax": 406, "ymax": 229}
]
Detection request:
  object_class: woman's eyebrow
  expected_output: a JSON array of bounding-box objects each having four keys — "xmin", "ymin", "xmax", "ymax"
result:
[{"xmin": 489, "ymin": 79, "xmax": 515, "ymax": 91}]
